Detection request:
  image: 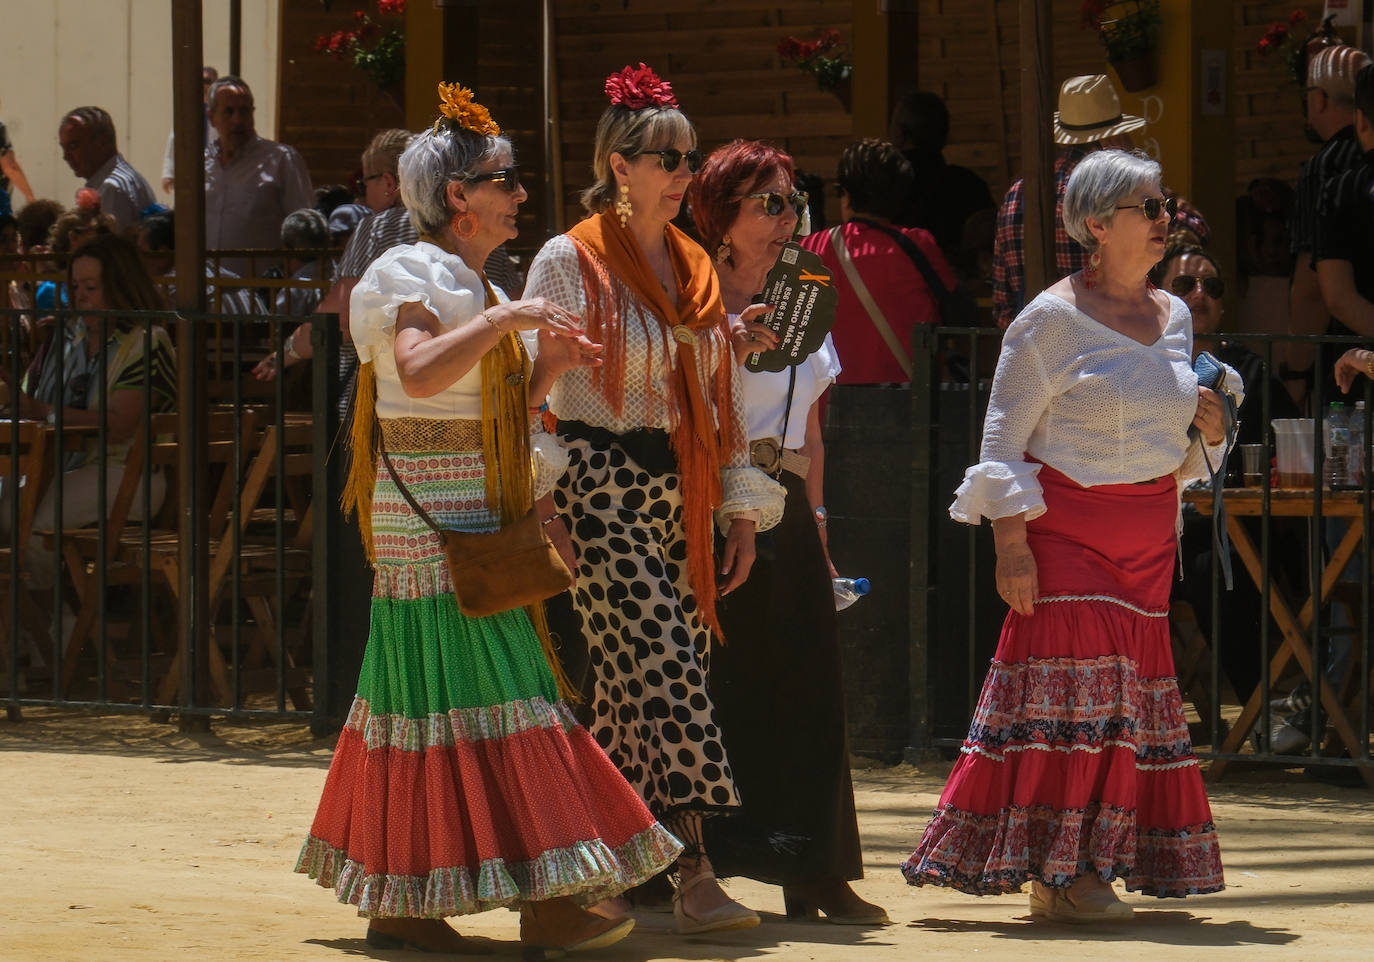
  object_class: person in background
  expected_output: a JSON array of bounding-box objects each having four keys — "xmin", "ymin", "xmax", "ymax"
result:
[
  {"xmin": 888, "ymin": 90, "xmax": 993, "ymax": 275},
  {"xmin": 1, "ymin": 98, "xmax": 37, "ymax": 216},
  {"xmin": 325, "ymin": 202, "xmax": 369, "ymax": 249},
  {"xmin": 136, "ymin": 209, "xmax": 263, "ymax": 316},
  {"xmin": 524, "ymin": 62, "xmax": 784, "ymax": 936},
  {"xmin": 2, "ymin": 234, "xmax": 176, "ymax": 591},
  {"xmin": 58, "ymin": 107, "xmax": 155, "ymax": 232},
  {"xmin": 1284, "ymin": 43, "xmax": 1372, "ymax": 401},
  {"xmin": 688, "ymin": 139, "xmax": 887, "ymax": 926},
  {"xmin": 902, "ymin": 149, "xmax": 1230, "ymax": 921},
  {"xmin": 991, "ymin": 74, "xmax": 1143, "ymax": 328},
  {"xmin": 274, "ymin": 208, "xmax": 329, "ymax": 317},
  {"xmin": 799, "ymin": 138, "xmax": 955, "ymax": 386},
  {"xmin": 313, "ymin": 183, "xmax": 354, "ymax": 220},
  {"xmin": 162, "ymin": 65, "xmax": 218, "ymax": 194},
  {"xmin": 203, "ymin": 75, "xmax": 313, "ymax": 277},
  {"xmin": 1152, "ymin": 242, "xmax": 1302, "ymax": 710},
  {"xmin": 296, "ymin": 82, "xmax": 676, "ymax": 956}
]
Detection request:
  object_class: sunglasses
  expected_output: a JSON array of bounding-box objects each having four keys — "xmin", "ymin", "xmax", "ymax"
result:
[
  {"xmin": 1170, "ymin": 274, "xmax": 1225, "ymax": 299},
  {"xmin": 1116, "ymin": 195, "xmax": 1179, "ymax": 221},
  {"xmin": 745, "ymin": 190, "xmax": 808, "ymax": 217},
  {"xmin": 640, "ymin": 148, "xmax": 704, "ymax": 174},
  {"xmin": 468, "ymin": 166, "xmax": 522, "ymax": 192}
]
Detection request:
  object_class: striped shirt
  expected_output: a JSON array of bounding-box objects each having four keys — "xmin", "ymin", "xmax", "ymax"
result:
[
  {"xmin": 1291, "ymin": 125, "xmax": 1361, "ymax": 259},
  {"xmin": 88, "ymin": 153, "xmax": 156, "ymax": 231}
]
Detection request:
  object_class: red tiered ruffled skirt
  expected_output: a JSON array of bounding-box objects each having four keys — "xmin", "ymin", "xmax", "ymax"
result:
[{"xmin": 902, "ymin": 463, "xmax": 1224, "ymax": 898}]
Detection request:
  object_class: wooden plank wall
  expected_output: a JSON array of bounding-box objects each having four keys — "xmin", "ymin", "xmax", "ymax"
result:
[
  {"xmin": 1233, "ymin": 1, "xmax": 1327, "ymax": 193},
  {"xmin": 278, "ymin": 0, "xmax": 407, "ymax": 194},
  {"xmin": 918, "ymin": 0, "xmax": 1331, "ymax": 206},
  {"xmin": 552, "ymin": 0, "xmax": 856, "ymax": 229}
]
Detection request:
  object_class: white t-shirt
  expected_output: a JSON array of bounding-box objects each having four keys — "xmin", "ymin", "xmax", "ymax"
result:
[
  {"xmin": 350, "ymin": 241, "xmax": 535, "ymax": 420},
  {"xmin": 950, "ymin": 290, "xmax": 1242, "ymax": 524},
  {"xmin": 735, "ymin": 324, "xmax": 841, "ymax": 447}
]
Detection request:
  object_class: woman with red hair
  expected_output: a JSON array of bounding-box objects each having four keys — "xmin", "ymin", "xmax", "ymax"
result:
[{"xmin": 687, "ymin": 140, "xmax": 887, "ymax": 925}]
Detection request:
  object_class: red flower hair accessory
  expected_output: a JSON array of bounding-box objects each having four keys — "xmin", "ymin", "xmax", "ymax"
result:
[
  {"xmin": 604, "ymin": 63, "xmax": 678, "ymax": 110},
  {"xmin": 74, "ymin": 187, "xmax": 102, "ymax": 214}
]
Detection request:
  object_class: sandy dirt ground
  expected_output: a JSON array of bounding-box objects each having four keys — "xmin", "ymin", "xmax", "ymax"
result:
[{"xmin": 3, "ymin": 708, "xmax": 1373, "ymax": 962}]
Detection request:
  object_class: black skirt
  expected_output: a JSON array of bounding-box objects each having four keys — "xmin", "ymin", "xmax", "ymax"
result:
[{"xmin": 703, "ymin": 469, "xmax": 864, "ymax": 884}]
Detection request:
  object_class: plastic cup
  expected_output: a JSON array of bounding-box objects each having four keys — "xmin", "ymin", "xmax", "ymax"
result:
[
  {"xmin": 1239, "ymin": 444, "xmax": 1266, "ymax": 486},
  {"xmin": 1272, "ymin": 419, "xmax": 1315, "ymax": 488}
]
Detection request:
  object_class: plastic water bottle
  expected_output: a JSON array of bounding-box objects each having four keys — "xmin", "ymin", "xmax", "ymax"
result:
[
  {"xmin": 1325, "ymin": 402, "xmax": 1352, "ymax": 489},
  {"xmin": 833, "ymin": 577, "xmax": 870, "ymax": 611}
]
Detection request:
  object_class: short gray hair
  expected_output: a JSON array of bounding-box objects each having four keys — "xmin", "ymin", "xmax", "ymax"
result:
[
  {"xmin": 1062, "ymin": 149, "xmax": 1162, "ymax": 251},
  {"xmin": 207, "ymin": 75, "xmax": 252, "ymax": 112},
  {"xmin": 280, "ymin": 208, "xmax": 328, "ymax": 250},
  {"xmin": 398, "ymin": 125, "xmax": 511, "ymax": 236}
]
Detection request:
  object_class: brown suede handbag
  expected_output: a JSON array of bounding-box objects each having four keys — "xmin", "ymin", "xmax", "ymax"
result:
[{"xmin": 379, "ymin": 443, "xmax": 572, "ymax": 617}]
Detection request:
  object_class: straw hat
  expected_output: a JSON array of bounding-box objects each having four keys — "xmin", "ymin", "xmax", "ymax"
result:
[
  {"xmin": 1052, "ymin": 74, "xmax": 1146, "ymax": 146},
  {"xmin": 1307, "ymin": 44, "xmax": 1372, "ymax": 100}
]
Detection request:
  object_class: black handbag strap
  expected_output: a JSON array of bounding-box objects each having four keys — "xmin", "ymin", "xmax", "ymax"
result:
[{"xmin": 848, "ymin": 215, "xmax": 956, "ymax": 320}]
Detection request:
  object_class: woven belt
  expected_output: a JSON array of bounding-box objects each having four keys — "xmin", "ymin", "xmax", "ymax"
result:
[
  {"xmin": 749, "ymin": 437, "xmax": 811, "ymax": 479},
  {"xmin": 379, "ymin": 417, "xmax": 483, "ymax": 452}
]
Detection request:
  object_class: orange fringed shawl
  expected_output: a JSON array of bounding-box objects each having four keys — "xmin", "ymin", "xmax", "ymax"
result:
[{"xmin": 565, "ymin": 210, "xmax": 744, "ymax": 637}]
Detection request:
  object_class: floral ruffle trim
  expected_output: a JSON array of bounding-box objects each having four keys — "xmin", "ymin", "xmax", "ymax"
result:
[
  {"xmin": 295, "ymin": 822, "xmax": 682, "ymax": 918},
  {"xmin": 347, "ymin": 694, "xmax": 580, "ymax": 751},
  {"xmin": 900, "ymin": 801, "xmax": 1223, "ymax": 898}
]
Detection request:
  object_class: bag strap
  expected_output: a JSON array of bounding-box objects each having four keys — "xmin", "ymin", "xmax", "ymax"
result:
[
  {"xmin": 1198, "ymin": 388, "xmax": 1240, "ymax": 591},
  {"xmin": 377, "ymin": 429, "xmax": 445, "ymax": 537},
  {"xmin": 828, "ymin": 225, "xmax": 913, "ymax": 379},
  {"xmin": 848, "ymin": 215, "xmax": 957, "ymax": 320}
]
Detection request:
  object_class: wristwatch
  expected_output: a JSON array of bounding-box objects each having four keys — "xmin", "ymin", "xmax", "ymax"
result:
[{"xmin": 813, "ymin": 504, "xmax": 828, "ymax": 528}]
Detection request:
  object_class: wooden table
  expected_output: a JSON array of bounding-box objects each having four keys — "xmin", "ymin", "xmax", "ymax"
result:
[{"xmin": 1183, "ymin": 485, "xmax": 1373, "ymax": 787}]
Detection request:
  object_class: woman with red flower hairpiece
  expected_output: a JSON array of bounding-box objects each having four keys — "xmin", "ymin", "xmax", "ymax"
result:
[
  {"xmin": 525, "ymin": 63, "xmax": 785, "ymax": 935},
  {"xmin": 295, "ymin": 82, "xmax": 680, "ymax": 957}
]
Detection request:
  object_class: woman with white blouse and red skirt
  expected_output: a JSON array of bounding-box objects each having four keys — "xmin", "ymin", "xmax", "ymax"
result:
[{"xmin": 901, "ymin": 150, "xmax": 1232, "ymax": 922}]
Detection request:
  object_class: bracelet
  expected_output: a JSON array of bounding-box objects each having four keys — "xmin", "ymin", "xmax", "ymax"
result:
[
  {"xmin": 1365, "ymin": 351, "xmax": 1374, "ymax": 380},
  {"xmin": 283, "ymin": 328, "xmax": 303, "ymax": 363},
  {"xmin": 541, "ymin": 515, "xmax": 562, "ymax": 527},
  {"xmin": 479, "ymin": 310, "xmax": 501, "ymax": 332}
]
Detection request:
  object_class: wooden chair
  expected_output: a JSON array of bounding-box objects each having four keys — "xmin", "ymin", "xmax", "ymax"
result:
[{"xmin": 55, "ymin": 411, "xmax": 254, "ymax": 700}]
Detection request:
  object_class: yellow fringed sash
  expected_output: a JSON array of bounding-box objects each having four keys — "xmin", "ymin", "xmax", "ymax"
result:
[{"xmin": 342, "ymin": 259, "xmax": 576, "ymax": 701}]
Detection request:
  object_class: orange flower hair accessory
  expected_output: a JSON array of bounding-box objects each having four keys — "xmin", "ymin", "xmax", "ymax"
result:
[{"xmin": 433, "ymin": 81, "xmax": 501, "ymax": 136}]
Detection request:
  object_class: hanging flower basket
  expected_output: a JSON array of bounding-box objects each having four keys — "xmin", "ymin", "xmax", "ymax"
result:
[{"xmin": 1111, "ymin": 52, "xmax": 1158, "ymax": 92}]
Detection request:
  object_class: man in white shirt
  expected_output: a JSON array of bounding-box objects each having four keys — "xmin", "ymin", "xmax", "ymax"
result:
[
  {"xmin": 203, "ymin": 76, "xmax": 313, "ymax": 276},
  {"xmin": 58, "ymin": 106, "xmax": 156, "ymax": 231},
  {"xmin": 162, "ymin": 65, "xmax": 219, "ymax": 194}
]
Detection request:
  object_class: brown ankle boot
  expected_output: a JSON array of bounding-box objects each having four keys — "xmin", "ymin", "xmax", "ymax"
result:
[{"xmin": 520, "ymin": 897, "xmax": 635, "ymax": 954}]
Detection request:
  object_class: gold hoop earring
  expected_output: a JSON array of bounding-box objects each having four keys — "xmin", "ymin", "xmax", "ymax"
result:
[
  {"xmin": 453, "ymin": 211, "xmax": 478, "ymax": 239},
  {"xmin": 615, "ymin": 183, "xmax": 633, "ymax": 228},
  {"xmin": 1083, "ymin": 249, "xmax": 1102, "ymax": 289},
  {"xmin": 715, "ymin": 236, "xmax": 732, "ymax": 265}
]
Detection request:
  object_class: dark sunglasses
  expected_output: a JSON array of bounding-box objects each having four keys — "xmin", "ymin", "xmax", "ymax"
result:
[
  {"xmin": 1170, "ymin": 274, "xmax": 1225, "ymax": 299},
  {"xmin": 640, "ymin": 148, "xmax": 704, "ymax": 174},
  {"xmin": 1116, "ymin": 195, "xmax": 1179, "ymax": 221},
  {"xmin": 468, "ymin": 166, "xmax": 522, "ymax": 192},
  {"xmin": 745, "ymin": 190, "xmax": 808, "ymax": 217}
]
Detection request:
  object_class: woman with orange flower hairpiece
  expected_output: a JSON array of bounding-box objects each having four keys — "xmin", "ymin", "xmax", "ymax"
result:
[
  {"xmin": 295, "ymin": 82, "xmax": 680, "ymax": 956},
  {"xmin": 525, "ymin": 63, "xmax": 785, "ymax": 935}
]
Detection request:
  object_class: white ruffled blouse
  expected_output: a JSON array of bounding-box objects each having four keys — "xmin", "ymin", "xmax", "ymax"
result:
[
  {"xmin": 350, "ymin": 240, "xmax": 568, "ymax": 496},
  {"xmin": 950, "ymin": 291, "xmax": 1242, "ymax": 524},
  {"xmin": 524, "ymin": 233, "xmax": 785, "ymax": 531}
]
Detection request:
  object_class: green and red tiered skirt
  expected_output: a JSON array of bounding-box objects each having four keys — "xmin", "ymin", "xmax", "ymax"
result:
[
  {"xmin": 296, "ymin": 442, "xmax": 680, "ymax": 917},
  {"xmin": 902, "ymin": 463, "xmax": 1225, "ymax": 898}
]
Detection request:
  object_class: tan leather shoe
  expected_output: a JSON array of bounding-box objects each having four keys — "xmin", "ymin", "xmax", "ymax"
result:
[
  {"xmin": 520, "ymin": 897, "xmax": 635, "ymax": 954},
  {"xmin": 365, "ymin": 917, "xmax": 492, "ymax": 954},
  {"xmin": 1029, "ymin": 879, "xmax": 1133, "ymax": 923}
]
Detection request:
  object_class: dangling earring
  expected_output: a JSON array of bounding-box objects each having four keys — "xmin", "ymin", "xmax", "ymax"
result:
[
  {"xmin": 615, "ymin": 183, "xmax": 633, "ymax": 228},
  {"xmin": 715, "ymin": 235, "xmax": 732, "ymax": 265},
  {"xmin": 1083, "ymin": 249, "xmax": 1102, "ymax": 289},
  {"xmin": 452, "ymin": 211, "xmax": 478, "ymax": 239}
]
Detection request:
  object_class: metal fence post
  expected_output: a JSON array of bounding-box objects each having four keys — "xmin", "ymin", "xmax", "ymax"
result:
[
  {"xmin": 311, "ymin": 317, "xmax": 342, "ymax": 737},
  {"xmin": 907, "ymin": 324, "xmax": 938, "ymax": 763}
]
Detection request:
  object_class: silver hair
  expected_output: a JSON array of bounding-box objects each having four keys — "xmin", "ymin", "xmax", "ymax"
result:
[
  {"xmin": 280, "ymin": 208, "xmax": 328, "ymax": 250},
  {"xmin": 207, "ymin": 75, "xmax": 252, "ymax": 112},
  {"xmin": 1062, "ymin": 149, "xmax": 1162, "ymax": 251},
  {"xmin": 398, "ymin": 125, "xmax": 511, "ymax": 236}
]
